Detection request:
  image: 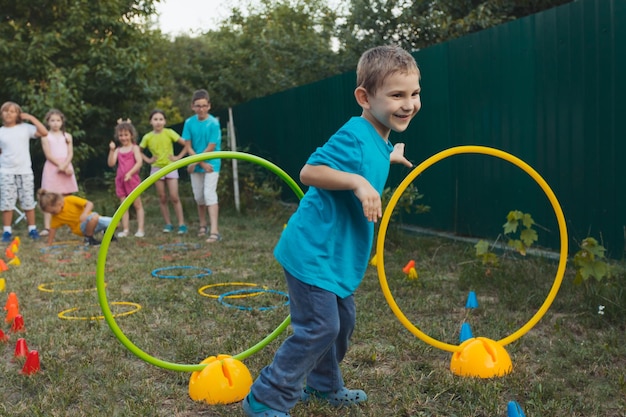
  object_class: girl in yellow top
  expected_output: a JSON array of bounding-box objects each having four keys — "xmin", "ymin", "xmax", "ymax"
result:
[{"xmin": 139, "ymin": 110, "xmax": 188, "ymax": 234}]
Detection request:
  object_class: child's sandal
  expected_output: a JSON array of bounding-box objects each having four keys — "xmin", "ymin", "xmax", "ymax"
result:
[
  {"xmin": 206, "ymin": 233, "xmax": 222, "ymax": 243},
  {"xmin": 301, "ymin": 386, "xmax": 367, "ymax": 407},
  {"xmin": 197, "ymin": 226, "xmax": 207, "ymax": 237}
]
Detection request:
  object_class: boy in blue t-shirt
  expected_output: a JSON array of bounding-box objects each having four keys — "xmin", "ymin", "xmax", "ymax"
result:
[
  {"xmin": 181, "ymin": 89, "xmax": 221, "ymax": 241},
  {"xmin": 243, "ymin": 45, "xmax": 421, "ymax": 416}
]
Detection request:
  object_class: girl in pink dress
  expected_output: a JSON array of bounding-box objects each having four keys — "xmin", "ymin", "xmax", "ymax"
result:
[
  {"xmin": 40, "ymin": 109, "xmax": 79, "ymax": 236},
  {"xmin": 107, "ymin": 119, "xmax": 145, "ymax": 237}
]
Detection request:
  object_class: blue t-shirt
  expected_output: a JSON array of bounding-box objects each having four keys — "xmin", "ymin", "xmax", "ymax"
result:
[
  {"xmin": 181, "ymin": 114, "xmax": 221, "ymax": 173},
  {"xmin": 274, "ymin": 116, "xmax": 394, "ymax": 298}
]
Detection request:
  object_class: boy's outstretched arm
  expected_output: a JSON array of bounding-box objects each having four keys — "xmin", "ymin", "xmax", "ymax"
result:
[
  {"xmin": 300, "ymin": 164, "xmax": 382, "ymax": 222},
  {"xmin": 390, "ymin": 143, "xmax": 413, "ymax": 167}
]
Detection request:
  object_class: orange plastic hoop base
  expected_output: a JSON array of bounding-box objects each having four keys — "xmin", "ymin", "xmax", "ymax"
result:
[
  {"xmin": 449, "ymin": 337, "xmax": 513, "ymax": 378},
  {"xmin": 189, "ymin": 355, "xmax": 253, "ymax": 404}
]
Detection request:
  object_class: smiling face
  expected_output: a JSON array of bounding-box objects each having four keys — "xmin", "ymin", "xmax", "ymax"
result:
[
  {"xmin": 192, "ymin": 98, "xmax": 210, "ymax": 121},
  {"xmin": 358, "ymin": 70, "xmax": 422, "ymax": 139},
  {"xmin": 117, "ymin": 128, "xmax": 133, "ymax": 146}
]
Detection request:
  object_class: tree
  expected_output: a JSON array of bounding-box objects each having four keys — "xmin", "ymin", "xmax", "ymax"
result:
[
  {"xmin": 337, "ymin": 0, "xmax": 574, "ymax": 56},
  {"xmin": 0, "ymin": 0, "xmax": 164, "ymax": 177},
  {"xmin": 166, "ymin": 0, "xmax": 344, "ymax": 110}
]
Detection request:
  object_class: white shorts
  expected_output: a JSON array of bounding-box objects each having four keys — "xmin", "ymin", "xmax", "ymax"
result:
[
  {"xmin": 0, "ymin": 173, "xmax": 36, "ymax": 211},
  {"xmin": 190, "ymin": 172, "xmax": 219, "ymax": 206}
]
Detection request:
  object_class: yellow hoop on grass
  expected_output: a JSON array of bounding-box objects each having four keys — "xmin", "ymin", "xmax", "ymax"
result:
[{"xmin": 376, "ymin": 145, "xmax": 568, "ymax": 352}]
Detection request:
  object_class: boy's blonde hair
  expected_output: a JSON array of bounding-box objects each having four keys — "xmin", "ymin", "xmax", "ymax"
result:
[
  {"xmin": 37, "ymin": 189, "xmax": 63, "ymax": 213},
  {"xmin": 0, "ymin": 101, "xmax": 23, "ymax": 123},
  {"xmin": 356, "ymin": 45, "xmax": 419, "ymax": 95}
]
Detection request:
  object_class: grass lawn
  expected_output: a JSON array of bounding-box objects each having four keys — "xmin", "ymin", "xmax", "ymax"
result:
[{"xmin": 0, "ymin": 188, "xmax": 624, "ymax": 417}]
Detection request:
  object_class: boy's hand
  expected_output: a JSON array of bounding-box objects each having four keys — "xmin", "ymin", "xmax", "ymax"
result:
[
  {"xmin": 390, "ymin": 143, "xmax": 413, "ymax": 167},
  {"xmin": 354, "ymin": 180, "xmax": 382, "ymax": 222}
]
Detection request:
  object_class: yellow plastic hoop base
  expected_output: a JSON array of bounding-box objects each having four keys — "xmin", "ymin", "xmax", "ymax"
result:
[
  {"xmin": 450, "ymin": 337, "xmax": 513, "ymax": 378},
  {"xmin": 189, "ymin": 354, "xmax": 253, "ymax": 404}
]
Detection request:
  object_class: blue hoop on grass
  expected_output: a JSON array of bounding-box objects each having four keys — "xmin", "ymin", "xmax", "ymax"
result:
[
  {"xmin": 218, "ymin": 288, "xmax": 290, "ymax": 311},
  {"xmin": 151, "ymin": 265, "xmax": 212, "ymax": 279}
]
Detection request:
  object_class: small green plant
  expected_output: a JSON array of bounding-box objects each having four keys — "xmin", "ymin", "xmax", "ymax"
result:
[
  {"xmin": 474, "ymin": 239, "xmax": 499, "ymax": 265},
  {"xmin": 381, "ymin": 183, "xmax": 430, "ymax": 224},
  {"xmin": 572, "ymin": 237, "xmax": 612, "ymax": 284},
  {"xmin": 503, "ymin": 210, "xmax": 538, "ymax": 255},
  {"xmin": 474, "ymin": 210, "xmax": 538, "ymax": 263}
]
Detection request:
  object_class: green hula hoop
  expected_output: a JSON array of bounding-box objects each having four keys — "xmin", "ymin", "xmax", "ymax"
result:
[{"xmin": 96, "ymin": 151, "xmax": 303, "ymax": 372}]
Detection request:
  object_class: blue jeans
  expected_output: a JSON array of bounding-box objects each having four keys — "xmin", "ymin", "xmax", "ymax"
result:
[
  {"xmin": 79, "ymin": 213, "xmax": 112, "ymax": 236},
  {"xmin": 250, "ymin": 268, "xmax": 356, "ymax": 412}
]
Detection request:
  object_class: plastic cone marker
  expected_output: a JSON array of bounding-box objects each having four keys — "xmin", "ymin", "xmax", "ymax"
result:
[
  {"xmin": 402, "ymin": 260, "xmax": 416, "ymax": 274},
  {"xmin": 21, "ymin": 350, "xmax": 41, "ymax": 375},
  {"xmin": 8, "ymin": 256, "xmax": 20, "ymax": 266},
  {"xmin": 11, "ymin": 314, "xmax": 24, "ymax": 332},
  {"xmin": 0, "ymin": 260, "xmax": 8, "ymax": 272},
  {"xmin": 0, "ymin": 278, "xmax": 5, "ymax": 292},
  {"xmin": 14, "ymin": 338, "xmax": 28, "ymax": 358},
  {"xmin": 459, "ymin": 322, "xmax": 473, "ymax": 343},
  {"xmin": 189, "ymin": 355, "xmax": 253, "ymax": 404},
  {"xmin": 5, "ymin": 292, "xmax": 18, "ymax": 310},
  {"xmin": 0, "ymin": 329, "xmax": 9, "ymax": 342},
  {"xmin": 5, "ymin": 247, "xmax": 14, "ymax": 259},
  {"xmin": 5, "ymin": 303, "xmax": 19, "ymax": 324},
  {"xmin": 465, "ymin": 291, "xmax": 478, "ymax": 309},
  {"xmin": 507, "ymin": 401, "xmax": 526, "ymax": 417}
]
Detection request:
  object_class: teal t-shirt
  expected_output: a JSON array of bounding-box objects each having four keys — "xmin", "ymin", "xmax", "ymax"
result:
[
  {"xmin": 274, "ymin": 116, "xmax": 394, "ymax": 298},
  {"xmin": 181, "ymin": 114, "xmax": 221, "ymax": 173}
]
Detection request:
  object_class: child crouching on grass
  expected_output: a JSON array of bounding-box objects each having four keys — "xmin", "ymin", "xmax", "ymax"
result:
[{"xmin": 37, "ymin": 189, "xmax": 115, "ymax": 246}]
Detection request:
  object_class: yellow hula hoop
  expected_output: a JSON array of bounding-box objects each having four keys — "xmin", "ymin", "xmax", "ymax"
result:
[
  {"xmin": 198, "ymin": 282, "xmax": 269, "ymax": 299},
  {"xmin": 38, "ymin": 282, "xmax": 106, "ymax": 294},
  {"xmin": 58, "ymin": 301, "xmax": 141, "ymax": 321},
  {"xmin": 376, "ymin": 145, "xmax": 568, "ymax": 352}
]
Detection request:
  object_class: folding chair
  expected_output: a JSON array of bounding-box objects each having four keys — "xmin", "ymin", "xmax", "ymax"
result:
[{"xmin": 13, "ymin": 207, "xmax": 26, "ymax": 225}]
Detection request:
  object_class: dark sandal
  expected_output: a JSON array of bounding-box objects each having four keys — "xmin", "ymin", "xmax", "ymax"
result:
[
  {"xmin": 197, "ymin": 226, "xmax": 207, "ymax": 237},
  {"xmin": 206, "ymin": 233, "xmax": 222, "ymax": 243}
]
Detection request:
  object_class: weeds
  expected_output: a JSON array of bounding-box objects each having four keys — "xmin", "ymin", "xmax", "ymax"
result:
[{"xmin": 0, "ymin": 189, "xmax": 624, "ymax": 416}]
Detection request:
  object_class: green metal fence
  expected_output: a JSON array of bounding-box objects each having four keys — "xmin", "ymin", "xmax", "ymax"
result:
[{"xmin": 219, "ymin": 0, "xmax": 625, "ymax": 258}]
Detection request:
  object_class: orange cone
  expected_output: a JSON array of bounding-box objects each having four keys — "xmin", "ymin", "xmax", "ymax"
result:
[
  {"xmin": 5, "ymin": 303, "xmax": 19, "ymax": 324},
  {"xmin": 0, "ymin": 329, "xmax": 9, "ymax": 342},
  {"xmin": 11, "ymin": 237, "xmax": 20, "ymax": 248},
  {"xmin": 11, "ymin": 314, "xmax": 24, "ymax": 332},
  {"xmin": 4, "ymin": 292, "xmax": 18, "ymax": 310},
  {"xmin": 402, "ymin": 260, "xmax": 416, "ymax": 274},
  {"xmin": 21, "ymin": 350, "xmax": 40, "ymax": 375},
  {"xmin": 10, "ymin": 243, "xmax": 18, "ymax": 254},
  {"xmin": 0, "ymin": 260, "xmax": 8, "ymax": 272},
  {"xmin": 5, "ymin": 247, "xmax": 14, "ymax": 259},
  {"xmin": 14, "ymin": 338, "xmax": 28, "ymax": 358}
]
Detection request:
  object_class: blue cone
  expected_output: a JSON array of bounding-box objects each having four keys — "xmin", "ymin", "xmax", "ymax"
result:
[
  {"xmin": 459, "ymin": 322, "xmax": 473, "ymax": 342},
  {"xmin": 507, "ymin": 401, "xmax": 526, "ymax": 417},
  {"xmin": 465, "ymin": 291, "xmax": 478, "ymax": 308}
]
